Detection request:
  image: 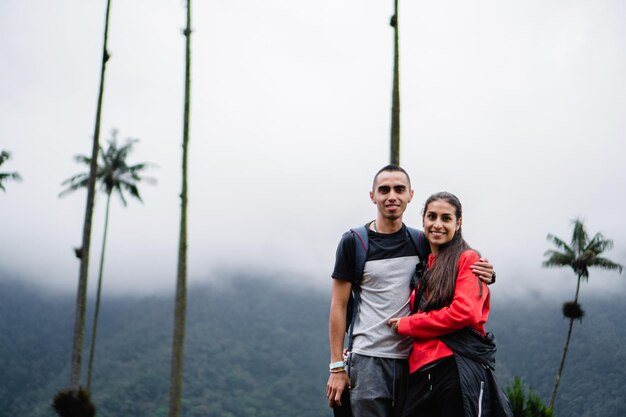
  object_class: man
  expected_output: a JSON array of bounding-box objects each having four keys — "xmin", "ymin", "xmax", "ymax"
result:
[{"xmin": 326, "ymin": 165, "xmax": 494, "ymax": 417}]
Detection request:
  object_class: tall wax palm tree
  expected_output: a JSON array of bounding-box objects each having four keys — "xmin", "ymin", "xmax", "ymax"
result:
[
  {"xmin": 389, "ymin": 0, "xmax": 400, "ymax": 165},
  {"xmin": 168, "ymin": 1, "xmax": 192, "ymax": 416},
  {"xmin": 60, "ymin": 131, "xmax": 155, "ymax": 391},
  {"xmin": 53, "ymin": 1, "xmax": 113, "ymax": 413},
  {"xmin": 67, "ymin": 0, "xmax": 113, "ymax": 396},
  {"xmin": 543, "ymin": 219, "xmax": 623, "ymax": 408},
  {"xmin": 0, "ymin": 150, "xmax": 22, "ymax": 192}
]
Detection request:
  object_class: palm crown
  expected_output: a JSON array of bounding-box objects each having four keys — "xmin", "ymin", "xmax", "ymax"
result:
[
  {"xmin": 543, "ymin": 218, "xmax": 622, "ymax": 409},
  {"xmin": 60, "ymin": 131, "xmax": 154, "ymax": 203},
  {"xmin": 59, "ymin": 130, "xmax": 155, "ymax": 392},
  {"xmin": 543, "ymin": 219, "xmax": 623, "ymax": 284},
  {"xmin": 0, "ymin": 150, "xmax": 22, "ymax": 192}
]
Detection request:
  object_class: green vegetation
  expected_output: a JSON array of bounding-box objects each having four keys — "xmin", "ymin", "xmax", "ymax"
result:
[
  {"xmin": 507, "ymin": 377, "xmax": 553, "ymax": 417},
  {"xmin": 52, "ymin": 389, "xmax": 95, "ymax": 417},
  {"xmin": 543, "ymin": 219, "xmax": 623, "ymax": 408}
]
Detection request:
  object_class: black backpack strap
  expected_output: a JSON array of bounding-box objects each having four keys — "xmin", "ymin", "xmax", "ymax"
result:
[
  {"xmin": 351, "ymin": 226, "xmax": 369, "ymax": 284},
  {"xmin": 346, "ymin": 225, "xmax": 369, "ymax": 350},
  {"xmin": 407, "ymin": 227, "xmax": 431, "ymax": 313},
  {"xmin": 406, "ymin": 227, "xmax": 430, "ymax": 262},
  {"xmin": 411, "ymin": 271, "xmax": 428, "ymax": 314}
]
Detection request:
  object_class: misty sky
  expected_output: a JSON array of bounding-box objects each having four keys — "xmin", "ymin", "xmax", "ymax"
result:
[{"xmin": 1, "ymin": 0, "xmax": 625, "ymax": 300}]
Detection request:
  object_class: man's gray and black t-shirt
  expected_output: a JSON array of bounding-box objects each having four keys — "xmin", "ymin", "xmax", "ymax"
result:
[{"xmin": 333, "ymin": 223, "xmax": 420, "ymax": 359}]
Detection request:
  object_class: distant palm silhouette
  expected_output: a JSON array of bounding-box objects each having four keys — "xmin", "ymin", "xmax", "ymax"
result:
[
  {"xmin": 543, "ymin": 219, "xmax": 623, "ymax": 408},
  {"xmin": 0, "ymin": 150, "xmax": 22, "ymax": 192},
  {"xmin": 60, "ymin": 130, "xmax": 155, "ymax": 391}
]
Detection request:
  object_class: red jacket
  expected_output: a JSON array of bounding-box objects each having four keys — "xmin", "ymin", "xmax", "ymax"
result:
[{"xmin": 397, "ymin": 250, "xmax": 490, "ymax": 373}]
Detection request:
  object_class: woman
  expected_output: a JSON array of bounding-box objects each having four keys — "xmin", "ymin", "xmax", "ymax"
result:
[{"xmin": 388, "ymin": 192, "xmax": 511, "ymax": 417}]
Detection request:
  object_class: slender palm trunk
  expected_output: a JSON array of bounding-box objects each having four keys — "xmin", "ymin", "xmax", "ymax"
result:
[
  {"xmin": 86, "ymin": 192, "xmax": 112, "ymax": 391},
  {"xmin": 389, "ymin": 0, "xmax": 400, "ymax": 165},
  {"xmin": 549, "ymin": 273, "xmax": 583, "ymax": 408},
  {"xmin": 168, "ymin": 2, "xmax": 192, "ymax": 416},
  {"xmin": 573, "ymin": 274, "xmax": 582, "ymax": 303},
  {"xmin": 549, "ymin": 317, "xmax": 574, "ymax": 408},
  {"xmin": 70, "ymin": 0, "xmax": 112, "ymax": 391}
]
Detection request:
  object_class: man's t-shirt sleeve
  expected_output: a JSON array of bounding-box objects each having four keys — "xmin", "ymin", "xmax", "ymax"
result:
[{"xmin": 332, "ymin": 231, "xmax": 356, "ymax": 283}]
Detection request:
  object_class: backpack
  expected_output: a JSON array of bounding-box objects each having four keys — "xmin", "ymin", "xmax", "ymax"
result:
[{"xmin": 345, "ymin": 225, "xmax": 430, "ymax": 347}]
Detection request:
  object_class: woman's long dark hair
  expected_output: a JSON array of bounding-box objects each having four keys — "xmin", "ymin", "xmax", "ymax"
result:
[{"xmin": 422, "ymin": 192, "xmax": 480, "ymax": 311}]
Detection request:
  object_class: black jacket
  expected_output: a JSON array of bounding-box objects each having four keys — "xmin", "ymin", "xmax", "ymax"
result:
[{"xmin": 441, "ymin": 328, "xmax": 513, "ymax": 417}]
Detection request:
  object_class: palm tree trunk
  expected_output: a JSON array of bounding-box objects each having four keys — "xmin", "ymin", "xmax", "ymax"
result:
[
  {"xmin": 70, "ymin": 0, "xmax": 112, "ymax": 391},
  {"xmin": 573, "ymin": 274, "xmax": 582, "ymax": 303},
  {"xmin": 549, "ymin": 272, "xmax": 583, "ymax": 408},
  {"xmin": 86, "ymin": 191, "xmax": 112, "ymax": 391},
  {"xmin": 389, "ymin": 0, "xmax": 400, "ymax": 165},
  {"xmin": 168, "ymin": 1, "xmax": 192, "ymax": 416},
  {"xmin": 549, "ymin": 317, "xmax": 574, "ymax": 408}
]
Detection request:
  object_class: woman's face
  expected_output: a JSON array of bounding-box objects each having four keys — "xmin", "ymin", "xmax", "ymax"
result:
[{"xmin": 423, "ymin": 199, "xmax": 461, "ymax": 253}]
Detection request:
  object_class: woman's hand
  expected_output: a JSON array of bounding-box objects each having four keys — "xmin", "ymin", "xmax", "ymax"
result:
[{"xmin": 388, "ymin": 317, "xmax": 401, "ymax": 332}]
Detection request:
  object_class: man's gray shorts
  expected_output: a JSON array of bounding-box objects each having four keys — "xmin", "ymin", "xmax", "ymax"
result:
[{"xmin": 349, "ymin": 353, "xmax": 409, "ymax": 417}]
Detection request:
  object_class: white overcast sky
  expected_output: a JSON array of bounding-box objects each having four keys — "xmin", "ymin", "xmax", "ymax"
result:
[{"xmin": 1, "ymin": 0, "xmax": 625, "ymax": 299}]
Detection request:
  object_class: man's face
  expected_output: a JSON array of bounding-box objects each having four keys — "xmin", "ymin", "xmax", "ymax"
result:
[{"xmin": 369, "ymin": 170, "xmax": 413, "ymax": 221}]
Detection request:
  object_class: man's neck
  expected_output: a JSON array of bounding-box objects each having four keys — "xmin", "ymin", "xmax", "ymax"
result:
[{"xmin": 372, "ymin": 217, "xmax": 403, "ymax": 234}]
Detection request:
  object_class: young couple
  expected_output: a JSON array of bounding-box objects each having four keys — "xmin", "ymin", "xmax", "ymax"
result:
[{"xmin": 326, "ymin": 165, "xmax": 511, "ymax": 417}]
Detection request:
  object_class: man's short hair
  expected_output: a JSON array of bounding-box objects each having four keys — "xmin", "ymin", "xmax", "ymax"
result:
[{"xmin": 372, "ymin": 164, "xmax": 411, "ymax": 190}]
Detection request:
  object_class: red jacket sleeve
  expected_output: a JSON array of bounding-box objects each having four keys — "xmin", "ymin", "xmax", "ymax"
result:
[{"xmin": 397, "ymin": 250, "xmax": 488, "ymax": 339}]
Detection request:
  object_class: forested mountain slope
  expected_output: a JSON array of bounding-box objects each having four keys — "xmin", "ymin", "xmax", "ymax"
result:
[{"xmin": 0, "ymin": 276, "xmax": 624, "ymax": 417}]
